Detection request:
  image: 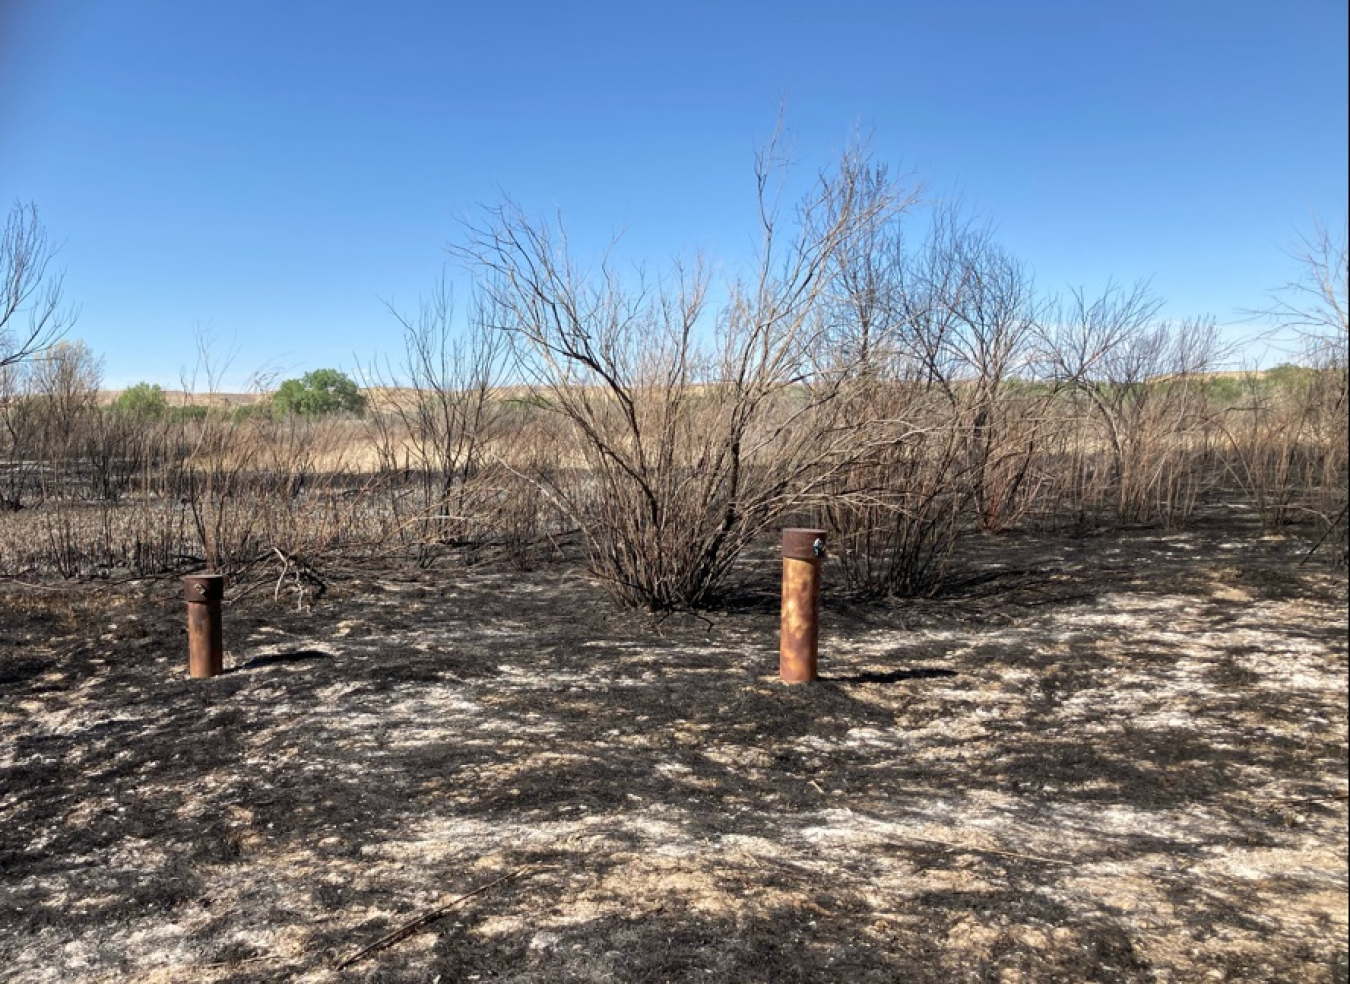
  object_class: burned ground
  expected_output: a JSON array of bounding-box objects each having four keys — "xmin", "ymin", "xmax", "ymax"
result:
[{"xmin": 1, "ymin": 516, "xmax": 1346, "ymax": 982}]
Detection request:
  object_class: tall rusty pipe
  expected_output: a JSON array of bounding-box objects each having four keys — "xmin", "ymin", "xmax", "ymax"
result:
[
  {"xmin": 780, "ymin": 528, "xmax": 826, "ymax": 684},
  {"xmin": 182, "ymin": 574, "xmax": 225, "ymax": 678}
]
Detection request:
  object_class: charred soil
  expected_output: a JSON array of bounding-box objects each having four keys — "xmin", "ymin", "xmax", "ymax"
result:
[{"xmin": 1, "ymin": 516, "xmax": 1346, "ymax": 983}]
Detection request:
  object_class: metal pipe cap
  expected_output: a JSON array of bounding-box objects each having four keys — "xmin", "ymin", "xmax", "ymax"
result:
[
  {"xmin": 182, "ymin": 574, "xmax": 226, "ymax": 602},
  {"xmin": 782, "ymin": 528, "xmax": 827, "ymax": 560}
]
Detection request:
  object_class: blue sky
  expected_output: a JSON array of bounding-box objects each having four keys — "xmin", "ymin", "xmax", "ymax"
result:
[{"xmin": 2, "ymin": 0, "xmax": 1346, "ymax": 389}]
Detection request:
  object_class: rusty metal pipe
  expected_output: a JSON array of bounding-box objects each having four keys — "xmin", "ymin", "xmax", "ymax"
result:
[
  {"xmin": 182, "ymin": 574, "xmax": 225, "ymax": 678},
  {"xmin": 780, "ymin": 528, "xmax": 826, "ymax": 684}
]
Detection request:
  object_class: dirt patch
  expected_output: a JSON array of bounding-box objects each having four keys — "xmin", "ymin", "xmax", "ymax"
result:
[{"xmin": 1, "ymin": 517, "xmax": 1346, "ymax": 982}]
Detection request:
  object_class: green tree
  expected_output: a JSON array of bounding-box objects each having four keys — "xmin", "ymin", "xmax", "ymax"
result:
[
  {"xmin": 1264, "ymin": 362, "xmax": 1318, "ymax": 392},
  {"xmin": 271, "ymin": 368, "xmax": 367, "ymax": 417},
  {"xmin": 114, "ymin": 381, "xmax": 168, "ymax": 418},
  {"xmin": 228, "ymin": 403, "xmax": 270, "ymax": 424}
]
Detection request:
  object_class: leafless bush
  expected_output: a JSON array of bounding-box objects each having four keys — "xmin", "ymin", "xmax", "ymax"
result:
[
  {"xmin": 1039, "ymin": 284, "xmax": 1223, "ymax": 525},
  {"xmin": 0, "ymin": 388, "xmax": 391, "ymax": 585},
  {"xmin": 813, "ymin": 206, "xmax": 970, "ymax": 593},
  {"xmin": 820, "ymin": 383, "xmax": 968, "ymax": 596},
  {"xmin": 0, "ymin": 362, "xmax": 39, "ymax": 510},
  {"xmin": 1217, "ymin": 365, "xmax": 1346, "ymax": 560},
  {"xmin": 362, "ymin": 279, "xmax": 521, "ymax": 567},
  {"xmin": 890, "ymin": 209, "xmax": 1058, "ymax": 532},
  {"xmin": 1, "ymin": 175, "xmax": 1343, "ymax": 590},
  {"xmin": 1269, "ymin": 220, "xmax": 1348, "ymax": 562},
  {"xmin": 454, "ymin": 140, "xmax": 911, "ymax": 608},
  {"xmin": 1213, "ymin": 221, "xmax": 1347, "ymax": 559},
  {"xmin": 1, "ymin": 202, "xmax": 76, "ymax": 371}
]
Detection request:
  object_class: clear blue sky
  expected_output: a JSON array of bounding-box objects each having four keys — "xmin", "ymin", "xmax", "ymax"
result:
[{"xmin": 3, "ymin": 0, "xmax": 1346, "ymax": 389}]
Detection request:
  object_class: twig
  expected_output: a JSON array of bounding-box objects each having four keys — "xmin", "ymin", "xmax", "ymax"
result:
[
  {"xmin": 335, "ymin": 864, "xmax": 555, "ymax": 971},
  {"xmin": 649, "ymin": 608, "xmax": 715, "ymax": 636},
  {"xmin": 198, "ymin": 953, "xmax": 287, "ymax": 970},
  {"xmin": 272, "ymin": 546, "xmax": 291, "ymax": 602},
  {"xmin": 0, "ymin": 578, "xmax": 76, "ymax": 592},
  {"xmin": 1299, "ymin": 502, "xmax": 1348, "ymax": 566},
  {"xmin": 270, "ymin": 545, "xmax": 325, "ymax": 610}
]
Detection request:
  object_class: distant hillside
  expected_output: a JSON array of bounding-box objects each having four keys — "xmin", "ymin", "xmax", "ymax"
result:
[{"xmin": 98, "ymin": 390, "xmax": 266, "ymax": 409}]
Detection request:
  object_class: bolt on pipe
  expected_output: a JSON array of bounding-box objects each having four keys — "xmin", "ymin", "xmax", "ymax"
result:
[
  {"xmin": 780, "ymin": 528, "xmax": 826, "ymax": 684},
  {"xmin": 182, "ymin": 574, "xmax": 226, "ymax": 678}
]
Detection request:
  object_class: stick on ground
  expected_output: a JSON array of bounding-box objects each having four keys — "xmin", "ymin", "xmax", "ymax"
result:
[{"xmin": 335, "ymin": 864, "xmax": 555, "ymax": 971}]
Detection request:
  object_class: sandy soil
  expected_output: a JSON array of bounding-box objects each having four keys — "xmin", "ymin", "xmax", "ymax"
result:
[{"xmin": 1, "ymin": 517, "xmax": 1346, "ymax": 982}]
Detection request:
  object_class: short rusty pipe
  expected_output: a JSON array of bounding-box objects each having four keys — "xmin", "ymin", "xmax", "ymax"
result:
[
  {"xmin": 780, "ymin": 528, "xmax": 826, "ymax": 684},
  {"xmin": 182, "ymin": 574, "xmax": 226, "ymax": 678}
]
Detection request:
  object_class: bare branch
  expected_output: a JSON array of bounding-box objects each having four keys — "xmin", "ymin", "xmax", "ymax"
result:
[{"xmin": 1, "ymin": 202, "xmax": 78, "ymax": 369}]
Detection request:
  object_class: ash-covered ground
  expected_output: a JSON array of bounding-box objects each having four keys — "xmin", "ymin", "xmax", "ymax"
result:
[{"xmin": 1, "ymin": 518, "xmax": 1346, "ymax": 983}]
